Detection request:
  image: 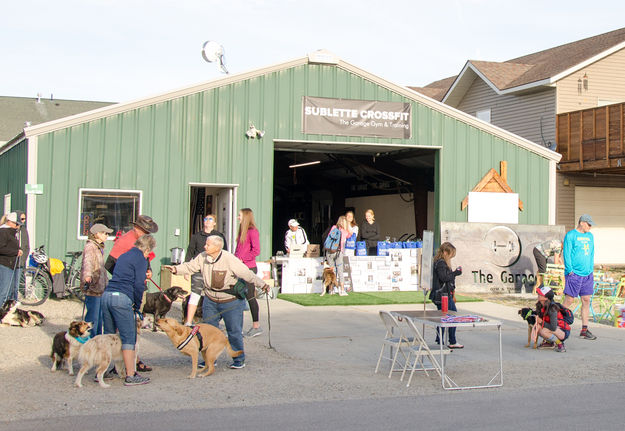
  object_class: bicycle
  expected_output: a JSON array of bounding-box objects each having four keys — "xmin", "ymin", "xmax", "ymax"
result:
[{"xmin": 18, "ymin": 245, "xmax": 84, "ymax": 306}]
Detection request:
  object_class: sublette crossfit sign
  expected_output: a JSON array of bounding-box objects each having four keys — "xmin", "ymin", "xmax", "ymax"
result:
[{"xmin": 302, "ymin": 96, "xmax": 411, "ymax": 139}]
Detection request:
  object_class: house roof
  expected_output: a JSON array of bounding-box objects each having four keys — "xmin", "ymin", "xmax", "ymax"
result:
[
  {"xmin": 415, "ymin": 27, "xmax": 625, "ymax": 103},
  {"xmin": 0, "ymin": 50, "xmax": 560, "ymax": 162},
  {"xmin": 0, "ymin": 95, "xmax": 113, "ymax": 143}
]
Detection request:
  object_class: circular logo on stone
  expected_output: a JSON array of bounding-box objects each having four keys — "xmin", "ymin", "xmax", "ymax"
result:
[{"xmin": 483, "ymin": 226, "xmax": 522, "ymax": 267}]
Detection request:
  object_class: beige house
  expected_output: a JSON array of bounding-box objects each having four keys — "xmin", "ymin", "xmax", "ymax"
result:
[{"xmin": 412, "ymin": 27, "xmax": 625, "ymax": 264}]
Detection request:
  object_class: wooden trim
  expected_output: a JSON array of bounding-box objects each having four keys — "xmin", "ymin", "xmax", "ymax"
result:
[
  {"xmin": 605, "ymin": 107, "xmax": 608, "ymax": 153},
  {"xmin": 500, "ymin": 161, "xmax": 507, "ymax": 183},
  {"xmin": 579, "ymin": 112, "xmax": 584, "ymax": 170},
  {"xmin": 621, "ymin": 104, "xmax": 624, "ymax": 155},
  {"xmin": 567, "ymin": 113, "xmax": 571, "ymax": 161}
]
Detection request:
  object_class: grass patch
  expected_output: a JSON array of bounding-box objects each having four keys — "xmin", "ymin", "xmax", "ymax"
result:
[{"xmin": 277, "ymin": 291, "xmax": 483, "ymax": 306}]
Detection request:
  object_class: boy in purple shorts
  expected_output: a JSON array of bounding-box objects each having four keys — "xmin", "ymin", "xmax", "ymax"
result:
[{"xmin": 562, "ymin": 214, "xmax": 596, "ymax": 340}]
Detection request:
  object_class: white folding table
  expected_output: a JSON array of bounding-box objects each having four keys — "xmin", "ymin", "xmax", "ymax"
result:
[{"xmin": 392, "ymin": 310, "xmax": 503, "ymax": 390}]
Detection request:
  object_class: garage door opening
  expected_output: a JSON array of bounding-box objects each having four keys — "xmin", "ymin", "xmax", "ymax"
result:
[{"xmin": 272, "ymin": 142, "xmax": 436, "ymax": 255}]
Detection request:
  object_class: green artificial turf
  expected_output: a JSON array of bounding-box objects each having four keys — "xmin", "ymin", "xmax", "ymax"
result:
[{"xmin": 277, "ymin": 291, "xmax": 483, "ymax": 306}]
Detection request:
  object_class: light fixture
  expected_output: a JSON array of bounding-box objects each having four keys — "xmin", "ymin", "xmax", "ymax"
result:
[
  {"xmin": 583, "ymin": 73, "xmax": 588, "ymax": 91},
  {"xmin": 245, "ymin": 122, "xmax": 265, "ymax": 139},
  {"xmin": 201, "ymin": 41, "xmax": 229, "ymax": 74},
  {"xmin": 289, "ymin": 160, "xmax": 321, "ymax": 168}
]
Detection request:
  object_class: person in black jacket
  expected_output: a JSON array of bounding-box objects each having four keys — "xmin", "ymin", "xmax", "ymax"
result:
[
  {"xmin": 428, "ymin": 242, "xmax": 463, "ymax": 349},
  {"xmin": 183, "ymin": 214, "xmax": 227, "ymax": 326},
  {"xmin": 358, "ymin": 209, "xmax": 380, "ymax": 256},
  {"xmin": 0, "ymin": 213, "xmax": 23, "ymax": 304}
]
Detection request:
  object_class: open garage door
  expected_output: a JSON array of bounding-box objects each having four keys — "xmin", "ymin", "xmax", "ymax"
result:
[
  {"xmin": 575, "ymin": 186, "xmax": 625, "ymax": 265},
  {"xmin": 272, "ymin": 139, "xmax": 437, "ymax": 255}
]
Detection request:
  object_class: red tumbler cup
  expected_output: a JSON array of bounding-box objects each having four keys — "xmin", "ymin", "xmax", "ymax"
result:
[{"xmin": 441, "ymin": 295, "xmax": 449, "ymax": 313}]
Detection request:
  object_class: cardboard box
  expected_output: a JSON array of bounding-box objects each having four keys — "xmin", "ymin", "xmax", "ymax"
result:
[{"xmin": 160, "ymin": 267, "xmax": 191, "ymax": 297}]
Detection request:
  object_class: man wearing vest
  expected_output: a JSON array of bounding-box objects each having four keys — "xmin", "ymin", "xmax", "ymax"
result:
[
  {"xmin": 562, "ymin": 214, "xmax": 596, "ymax": 340},
  {"xmin": 164, "ymin": 235, "xmax": 270, "ymax": 369}
]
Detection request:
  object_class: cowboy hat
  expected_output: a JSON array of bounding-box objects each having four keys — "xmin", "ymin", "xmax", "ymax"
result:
[{"xmin": 132, "ymin": 215, "xmax": 158, "ymax": 233}]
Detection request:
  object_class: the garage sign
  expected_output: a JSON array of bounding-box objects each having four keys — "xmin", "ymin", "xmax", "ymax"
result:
[{"xmin": 302, "ymin": 96, "xmax": 411, "ymax": 139}]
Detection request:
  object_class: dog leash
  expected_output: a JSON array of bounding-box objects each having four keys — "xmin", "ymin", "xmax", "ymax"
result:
[{"xmin": 148, "ymin": 278, "xmax": 163, "ymax": 292}]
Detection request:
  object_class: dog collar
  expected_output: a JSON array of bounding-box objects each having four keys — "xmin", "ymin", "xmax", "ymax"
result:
[
  {"xmin": 73, "ymin": 335, "xmax": 89, "ymax": 344},
  {"xmin": 524, "ymin": 309, "xmax": 533, "ymax": 320}
]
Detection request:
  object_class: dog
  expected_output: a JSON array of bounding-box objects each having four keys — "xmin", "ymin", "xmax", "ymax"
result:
[
  {"xmin": 320, "ymin": 265, "xmax": 338, "ymax": 296},
  {"xmin": 518, "ymin": 307, "xmax": 539, "ymax": 349},
  {"xmin": 74, "ymin": 320, "xmax": 141, "ymax": 388},
  {"xmin": 0, "ymin": 300, "xmax": 45, "ymax": 327},
  {"xmin": 181, "ymin": 295, "xmax": 203, "ymax": 324},
  {"xmin": 142, "ymin": 286, "xmax": 187, "ymax": 331},
  {"xmin": 50, "ymin": 320, "xmax": 92, "ymax": 375},
  {"xmin": 156, "ymin": 317, "xmax": 243, "ymax": 379}
]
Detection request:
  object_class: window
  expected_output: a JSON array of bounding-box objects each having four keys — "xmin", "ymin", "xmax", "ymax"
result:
[
  {"xmin": 476, "ymin": 109, "xmax": 491, "ymax": 123},
  {"xmin": 78, "ymin": 189, "xmax": 142, "ymax": 239}
]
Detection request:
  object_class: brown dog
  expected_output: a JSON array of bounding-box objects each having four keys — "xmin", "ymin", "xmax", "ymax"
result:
[
  {"xmin": 50, "ymin": 320, "xmax": 92, "ymax": 375},
  {"xmin": 156, "ymin": 317, "xmax": 243, "ymax": 379},
  {"xmin": 321, "ymin": 266, "xmax": 338, "ymax": 296}
]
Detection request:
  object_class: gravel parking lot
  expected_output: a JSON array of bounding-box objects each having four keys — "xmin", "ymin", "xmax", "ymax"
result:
[{"xmin": 2, "ymin": 296, "xmax": 625, "ymax": 423}]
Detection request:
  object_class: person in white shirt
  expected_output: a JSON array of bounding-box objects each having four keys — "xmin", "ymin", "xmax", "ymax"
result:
[{"xmin": 284, "ymin": 219, "xmax": 309, "ymax": 253}]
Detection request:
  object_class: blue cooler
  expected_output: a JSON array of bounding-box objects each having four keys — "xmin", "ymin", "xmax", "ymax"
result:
[
  {"xmin": 377, "ymin": 241, "xmax": 388, "ymax": 256},
  {"xmin": 415, "ymin": 241, "xmax": 423, "ymax": 248},
  {"xmin": 356, "ymin": 241, "xmax": 367, "ymax": 256}
]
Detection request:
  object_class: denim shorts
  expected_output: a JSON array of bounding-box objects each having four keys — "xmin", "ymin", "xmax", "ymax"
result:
[{"xmin": 102, "ymin": 291, "xmax": 136, "ymax": 350}]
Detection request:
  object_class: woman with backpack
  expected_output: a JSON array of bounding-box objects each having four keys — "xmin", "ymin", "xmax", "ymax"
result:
[
  {"xmin": 536, "ymin": 285, "xmax": 571, "ymax": 352},
  {"xmin": 428, "ymin": 242, "xmax": 464, "ymax": 349},
  {"xmin": 324, "ymin": 215, "xmax": 349, "ymax": 296}
]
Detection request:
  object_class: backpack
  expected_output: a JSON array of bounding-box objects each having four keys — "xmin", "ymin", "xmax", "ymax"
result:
[
  {"xmin": 557, "ymin": 303, "xmax": 574, "ymax": 325},
  {"xmin": 323, "ymin": 226, "xmax": 341, "ymax": 253}
]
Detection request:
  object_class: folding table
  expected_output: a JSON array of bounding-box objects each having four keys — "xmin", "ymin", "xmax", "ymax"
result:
[{"xmin": 393, "ymin": 310, "xmax": 503, "ymax": 390}]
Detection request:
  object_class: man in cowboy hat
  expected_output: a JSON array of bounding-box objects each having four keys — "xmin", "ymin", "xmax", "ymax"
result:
[{"xmin": 105, "ymin": 215, "xmax": 158, "ymax": 275}]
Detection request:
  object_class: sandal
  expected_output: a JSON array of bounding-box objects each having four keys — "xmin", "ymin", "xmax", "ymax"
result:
[
  {"xmin": 136, "ymin": 360, "xmax": 153, "ymax": 372},
  {"xmin": 448, "ymin": 344, "xmax": 464, "ymax": 349}
]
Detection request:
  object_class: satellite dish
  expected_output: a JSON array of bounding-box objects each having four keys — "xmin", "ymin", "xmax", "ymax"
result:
[{"xmin": 201, "ymin": 41, "xmax": 229, "ymax": 74}]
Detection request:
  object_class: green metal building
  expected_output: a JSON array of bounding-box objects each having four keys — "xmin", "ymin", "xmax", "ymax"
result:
[{"xmin": 0, "ymin": 51, "xmax": 560, "ymax": 264}]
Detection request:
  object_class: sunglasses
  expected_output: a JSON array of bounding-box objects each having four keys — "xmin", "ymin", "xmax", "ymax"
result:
[{"xmin": 204, "ymin": 217, "xmax": 214, "ymax": 221}]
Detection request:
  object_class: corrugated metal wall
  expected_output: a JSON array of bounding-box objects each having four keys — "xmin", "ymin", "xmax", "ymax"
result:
[
  {"xmin": 0, "ymin": 140, "xmax": 27, "ymax": 212},
  {"xmin": 31, "ymin": 62, "xmax": 552, "ymax": 261}
]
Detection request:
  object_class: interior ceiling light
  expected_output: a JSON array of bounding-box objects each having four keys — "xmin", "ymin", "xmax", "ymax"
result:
[{"xmin": 289, "ymin": 160, "xmax": 321, "ymax": 169}]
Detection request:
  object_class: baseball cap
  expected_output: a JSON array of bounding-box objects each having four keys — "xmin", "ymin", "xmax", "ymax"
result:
[
  {"xmin": 288, "ymin": 219, "xmax": 299, "ymax": 228},
  {"xmin": 579, "ymin": 214, "xmax": 595, "ymax": 226},
  {"xmin": 90, "ymin": 223, "xmax": 113, "ymax": 235},
  {"xmin": 536, "ymin": 286, "xmax": 552, "ymax": 297},
  {"xmin": 6, "ymin": 212, "xmax": 22, "ymax": 226}
]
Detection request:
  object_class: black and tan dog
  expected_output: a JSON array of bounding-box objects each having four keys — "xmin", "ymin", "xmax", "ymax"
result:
[
  {"xmin": 50, "ymin": 320, "xmax": 92, "ymax": 375},
  {"xmin": 142, "ymin": 286, "xmax": 187, "ymax": 331},
  {"xmin": 0, "ymin": 300, "xmax": 45, "ymax": 327},
  {"xmin": 518, "ymin": 307, "xmax": 539, "ymax": 349},
  {"xmin": 320, "ymin": 265, "xmax": 338, "ymax": 296},
  {"xmin": 156, "ymin": 317, "xmax": 243, "ymax": 379}
]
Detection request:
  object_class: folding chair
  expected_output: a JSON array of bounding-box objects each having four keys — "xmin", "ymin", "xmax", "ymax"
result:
[
  {"xmin": 374, "ymin": 311, "xmax": 415, "ymax": 378},
  {"xmin": 399, "ymin": 316, "xmax": 451, "ymax": 387}
]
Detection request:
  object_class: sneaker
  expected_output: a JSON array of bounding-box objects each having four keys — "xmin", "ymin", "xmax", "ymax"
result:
[
  {"xmin": 555, "ymin": 342, "xmax": 566, "ymax": 353},
  {"xmin": 94, "ymin": 368, "xmax": 118, "ymax": 382},
  {"xmin": 339, "ymin": 290, "xmax": 348, "ymax": 296},
  {"xmin": 123, "ymin": 373, "xmax": 150, "ymax": 386},
  {"xmin": 245, "ymin": 327, "xmax": 263, "ymax": 338},
  {"xmin": 537, "ymin": 340, "xmax": 555, "ymax": 350},
  {"xmin": 229, "ymin": 362, "xmax": 246, "ymax": 369},
  {"xmin": 580, "ymin": 329, "xmax": 597, "ymax": 340}
]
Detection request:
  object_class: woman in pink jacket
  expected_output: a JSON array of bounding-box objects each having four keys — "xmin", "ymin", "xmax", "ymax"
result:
[{"xmin": 235, "ymin": 208, "xmax": 262, "ymax": 337}]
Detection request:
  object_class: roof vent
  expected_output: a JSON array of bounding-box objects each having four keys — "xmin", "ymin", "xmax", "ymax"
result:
[{"xmin": 308, "ymin": 49, "xmax": 339, "ymax": 65}]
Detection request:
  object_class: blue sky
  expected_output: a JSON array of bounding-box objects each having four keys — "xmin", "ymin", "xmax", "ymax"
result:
[{"xmin": 2, "ymin": 0, "xmax": 625, "ymax": 102}]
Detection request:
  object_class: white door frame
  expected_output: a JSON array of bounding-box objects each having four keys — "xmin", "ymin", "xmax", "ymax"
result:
[{"xmin": 188, "ymin": 183, "xmax": 239, "ymax": 251}]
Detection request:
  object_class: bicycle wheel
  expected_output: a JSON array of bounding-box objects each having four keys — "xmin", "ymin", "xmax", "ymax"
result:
[
  {"xmin": 67, "ymin": 270, "xmax": 85, "ymax": 301},
  {"xmin": 18, "ymin": 266, "xmax": 52, "ymax": 306}
]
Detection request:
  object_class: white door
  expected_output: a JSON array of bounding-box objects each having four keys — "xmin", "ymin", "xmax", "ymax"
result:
[{"xmin": 575, "ymin": 186, "xmax": 625, "ymax": 265}]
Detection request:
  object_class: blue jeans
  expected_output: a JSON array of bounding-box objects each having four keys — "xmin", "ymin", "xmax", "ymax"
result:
[
  {"xmin": 84, "ymin": 294, "xmax": 103, "ymax": 337},
  {"xmin": 435, "ymin": 295, "xmax": 458, "ymax": 345},
  {"xmin": 102, "ymin": 291, "xmax": 136, "ymax": 350},
  {"xmin": 0, "ymin": 264, "xmax": 19, "ymax": 304},
  {"xmin": 202, "ymin": 297, "xmax": 246, "ymax": 365}
]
